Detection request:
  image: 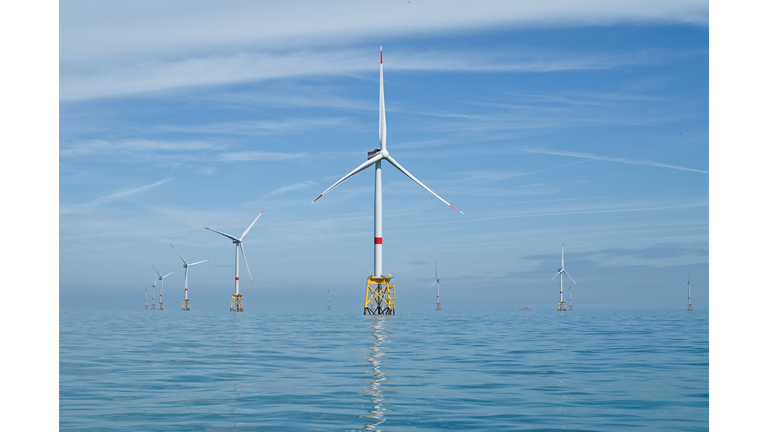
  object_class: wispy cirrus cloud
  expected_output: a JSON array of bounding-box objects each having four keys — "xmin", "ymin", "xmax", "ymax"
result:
[
  {"xmin": 522, "ymin": 148, "xmax": 709, "ymax": 173},
  {"xmin": 60, "ymin": 139, "xmax": 224, "ymax": 158},
  {"xmin": 217, "ymin": 151, "xmax": 309, "ymax": 162},
  {"xmin": 261, "ymin": 181, "xmax": 317, "ymax": 199},
  {"xmin": 61, "ymin": 178, "xmax": 173, "ymax": 214},
  {"xmin": 155, "ymin": 117, "xmax": 349, "ymax": 136}
]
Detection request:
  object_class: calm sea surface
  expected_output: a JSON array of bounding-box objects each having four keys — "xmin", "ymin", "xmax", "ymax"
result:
[{"xmin": 60, "ymin": 309, "xmax": 708, "ymax": 431}]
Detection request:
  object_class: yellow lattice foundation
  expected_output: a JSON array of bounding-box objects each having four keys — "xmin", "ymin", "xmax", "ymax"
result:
[
  {"xmin": 151, "ymin": 304, "xmax": 156, "ymax": 310},
  {"xmin": 568, "ymin": 304, "xmax": 573, "ymax": 310},
  {"xmin": 687, "ymin": 303, "xmax": 693, "ymax": 311},
  {"xmin": 181, "ymin": 299, "xmax": 190, "ymax": 311},
  {"xmin": 158, "ymin": 302, "xmax": 164, "ymax": 310},
  {"xmin": 435, "ymin": 302, "xmax": 441, "ymax": 310},
  {"xmin": 364, "ymin": 275, "xmax": 395, "ymax": 315},
  {"xmin": 144, "ymin": 305, "xmax": 148, "ymax": 310},
  {"xmin": 231, "ymin": 294, "xmax": 244, "ymax": 312},
  {"xmin": 558, "ymin": 301, "xmax": 566, "ymax": 311}
]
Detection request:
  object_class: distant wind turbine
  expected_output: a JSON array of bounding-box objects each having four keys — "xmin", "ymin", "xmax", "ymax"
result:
[
  {"xmin": 151, "ymin": 265, "xmax": 174, "ymax": 311},
  {"xmin": 143, "ymin": 282, "xmax": 150, "ymax": 310},
  {"xmin": 679, "ymin": 265, "xmax": 700, "ymax": 311},
  {"xmin": 551, "ymin": 243, "xmax": 578, "ymax": 311},
  {"xmin": 150, "ymin": 282, "xmax": 157, "ymax": 310},
  {"xmin": 205, "ymin": 208, "xmax": 265, "ymax": 312},
  {"xmin": 428, "ymin": 260, "xmax": 442, "ymax": 310},
  {"xmin": 326, "ymin": 289, "xmax": 339, "ymax": 310},
  {"xmin": 313, "ymin": 47, "xmax": 463, "ymax": 315},
  {"xmin": 171, "ymin": 244, "xmax": 210, "ymax": 311},
  {"xmin": 567, "ymin": 286, "xmax": 575, "ymax": 310}
]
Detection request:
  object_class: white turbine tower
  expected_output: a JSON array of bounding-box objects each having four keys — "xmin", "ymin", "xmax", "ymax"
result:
[
  {"xmin": 151, "ymin": 265, "xmax": 174, "ymax": 311},
  {"xmin": 551, "ymin": 243, "xmax": 578, "ymax": 311},
  {"xmin": 171, "ymin": 244, "xmax": 210, "ymax": 311},
  {"xmin": 679, "ymin": 265, "xmax": 699, "ymax": 311},
  {"xmin": 143, "ymin": 283, "xmax": 150, "ymax": 310},
  {"xmin": 428, "ymin": 260, "xmax": 442, "ymax": 310},
  {"xmin": 150, "ymin": 282, "xmax": 157, "ymax": 310},
  {"xmin": 313, "ymin": 47, "xmax": 463, "ymax": 315},
  {"xmin": 205, "ymin": 208, "xmax": 265, "ymax": 312},
  {"xmin": 567, "ymin": 286, "xmax": 575, "ymax": 310},
  {"xmin": 326, "ymin": 289, "xmax": 339, "ymax": 310}
]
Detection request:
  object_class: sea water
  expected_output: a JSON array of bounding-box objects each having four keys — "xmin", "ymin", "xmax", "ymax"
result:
[{"xmin": 59, "ymin": 310, "xmax": 708, "ymax": 431}]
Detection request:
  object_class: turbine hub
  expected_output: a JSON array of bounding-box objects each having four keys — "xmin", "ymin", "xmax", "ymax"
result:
[{"xmin": 380, "ymin": 149, "xmax": 389, "ymax": 159}]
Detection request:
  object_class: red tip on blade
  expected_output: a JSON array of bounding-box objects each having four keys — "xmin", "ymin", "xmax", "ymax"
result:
[
  {"xmin": 313, "ymin": 194, "xmax": 323, "ymax": 202},
  {"xmin": 204, "ymin": 227, "xmax": 210, "ymax": 230},
  {"xmin": 450, "ymin": 204, "xmax": 463, "ymax": 213}
]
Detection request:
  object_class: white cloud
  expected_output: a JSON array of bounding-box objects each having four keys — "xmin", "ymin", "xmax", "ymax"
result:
[
  {"xmin": 262, "ymin": 181, "xmax": 317, "ymax": 199},
  {"xmin": 60, "ymin": 139, "xmax": 224, "ymax": 157},
  {"xmin": 523, "ymin": 148, "xmax": 709, "ymax": 173},
  {"xmin": 60, "ymin": 1, "xmax": 708, "ymax": 101},
  {"xmin": 61, "ymin": 1, "xmax": 708, "ymax": 64},
  {"xmin": 61, "ymin": 178, "xmax": 173, "ymax": 215},
  {"xmin": 217, "ymin": 151, "xmax": 309, "ymax": 162}
]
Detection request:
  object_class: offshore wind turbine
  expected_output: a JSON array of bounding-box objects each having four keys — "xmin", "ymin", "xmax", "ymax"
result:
[
  {"xmin": 205, "ymin": 208, "xmax": 265, "ymax": 312},
  {"xmin": 313, "ymin": 47, "xmax": 463, "ymax": 315},
  {"xmin": 428, "ymin": 260, "xmax": 442, "ymax": 310},
  {"xmin": 567, "ymin": 286, "xmax": 575, "ymax": 310},
  {"xmin": 551, "ymin": 243, "xmax": 578, "ymax": 311},
  {"xmin": 326, "ymin": 289, "xmax": 338, "ymax": 310},
  {"xmin": 151, "ymin": 265, "xmax": 174, "ymax": 311},
  {"xmin": 679, "ymin": 265, "xmax": 699, "ymax": 311},
  {"xmin": 150, "ymin": 282, "xmax": 157, "ymax": 310},
  {"xmin": 171, "ymin": 244, "xmax": 210, "ymax": 311},
  {"xmin": 143, "ymin": 283, "xmax": 150, "ymax": 310}
]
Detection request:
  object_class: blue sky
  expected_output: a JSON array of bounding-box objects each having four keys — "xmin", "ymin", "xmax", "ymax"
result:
[{"xmin": 58, "ymin": 1, "xmax": 709, "ymax": 311}]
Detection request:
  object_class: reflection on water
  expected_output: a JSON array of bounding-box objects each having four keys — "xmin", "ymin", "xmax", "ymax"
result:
[{"xmin": 360, "ymin": 316, "xmax": 389, "ymax": 431}]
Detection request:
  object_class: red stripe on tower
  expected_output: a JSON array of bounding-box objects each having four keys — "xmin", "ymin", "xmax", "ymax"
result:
[
  {"xmin": 236, "ymin": 277, "xmax": 240, "ymax": 281},
  {"xmin": 374, "ymin": 237, "xmax": 383, "ymax": 244},
  {"xmin": 380, "ymin": 49, "xmax": 383, "ymax": 64}
]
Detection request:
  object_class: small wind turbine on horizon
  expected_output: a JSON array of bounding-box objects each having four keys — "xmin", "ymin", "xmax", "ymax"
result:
[
  {"xmin": 171, "ymin": 244, "xmax": 210, "ymax": 311},
  {"xmin": 313, "ymin": 47, "xmax": 463, "ymax": 315},
  {"xmin": 205, "ymin": 208, "xmax": 265, "ymax": 312},
  {"xmin": 551, "ymin": 243, "xmax": 578, "ymax": 311},
  {"xmin": 150, "ymin": 282, "xmax": 157, "ymax": 310},
  {"xmin": 567, "ymin": 286, "xmax": 575, "ymax": 310},
  {"xmin": 428, "ymin": 260, "xmax": 442, "ymax": 310},
  {"xmin": 679, "ymin": 265, "xmax": 701, "ymax": 311},
  {"xmin": 143, "ymin": 282, "xmax": 150, "ymax": 310},
  {"xmin": 326, "ymin": 289, "xmax": 339, "ymax": 310},
  {"xmin": 151, "ymin": 265, "xmax": 174, "ymax": 311}
]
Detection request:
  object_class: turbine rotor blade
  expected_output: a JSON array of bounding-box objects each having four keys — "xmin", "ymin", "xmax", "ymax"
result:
[
  {"xmin": 385, "ymin": 155, "xmax": 463, "ymax": 214},
  {"xmin": 171, "ymin": 245, "xmax": 188, "ymax": 266},
  {"xmin": 313, "ymin": 153, "xmax": 383, "ymax": 202},
  {"xmin": 551, "ymin": 270, "xmax": 562, "ymax": 281},
  {"xmin": 188, "ymin": 259, "xmax": 210, "ymax": 266},
  {"xmin": 241, "ymin": 208, "xmax": 266, "ymax": 239},
  {"xmin": 379, "ymin": 46, "xmax": 387, "ymax": 151},
  {"xmin": 152, "ymin": 265, "xmax": 162, "ymax": 278},
  {"xmin": 162, "ymin": 271, "xmax": 174, "ymax": 279},
  {"xmin": 428, "ymin": 280, "xmax": 436, "ymax": 289},
  {"xmin": 563, "ymin": 269, "xmax": 578, "ymax": 286},
  {"xmin": 205, "ymin": 227, "xmax": 239, "ymax": 242},
  {"xmin": 239, "ymin": 243, "xmax": 256, "ymax": 287}
]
